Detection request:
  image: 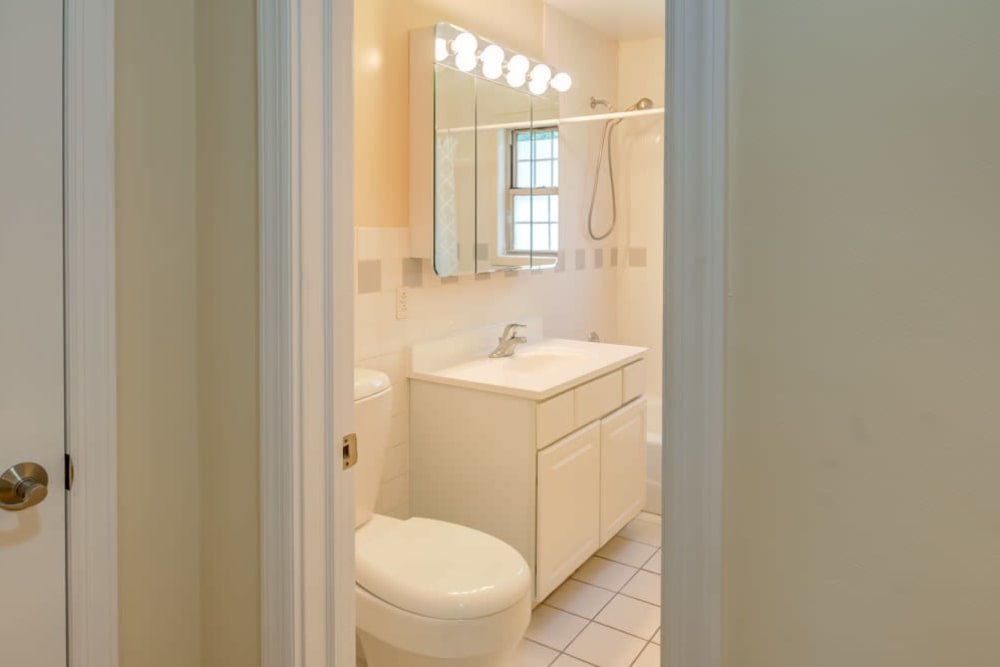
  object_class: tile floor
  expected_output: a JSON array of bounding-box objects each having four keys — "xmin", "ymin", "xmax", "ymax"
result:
[{"xmin": 509, "ymin": 512, "xmax": 662, "ymax": 667}]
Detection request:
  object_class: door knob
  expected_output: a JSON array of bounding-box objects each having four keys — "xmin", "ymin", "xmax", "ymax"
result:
[{"xmin": 0, "ymin": 462, "xmax": 49, "ymax": 511}]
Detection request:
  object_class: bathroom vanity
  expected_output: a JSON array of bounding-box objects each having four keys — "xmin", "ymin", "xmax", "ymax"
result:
[{"xmin": 409, "ymin": 331, "xmax": 647, "ymax": 603}]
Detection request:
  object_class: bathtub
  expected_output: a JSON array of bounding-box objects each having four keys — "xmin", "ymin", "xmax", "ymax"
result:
[{"xmin": 644, "ymin": 395, "xmax": 662, "ymax": 515}]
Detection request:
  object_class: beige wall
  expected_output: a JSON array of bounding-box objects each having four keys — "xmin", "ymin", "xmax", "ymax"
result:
[
  {"xmin": 116, "ymin": 0, "xmax": 201, "ymax": 664},
  {"xmin": 195, "ymin": 0, "xmax": 260, "ymax": 665},
  {"xmin": 726, "ymin": 2, "xmax": 1000, "ymax": 666},
  {"xmin": 354, "ymin": 0, "xmax": 544, "ymax": 228},
  {"xmin": 117, "ymin": 0, "xmax": 259, "ymax": 665}
]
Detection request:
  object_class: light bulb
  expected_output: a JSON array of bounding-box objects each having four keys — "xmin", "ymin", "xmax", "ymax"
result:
[
  {"xmin": 530, "ymin": 63, "xmax": 552, "ymax": 83},
  {"xmin": 434, "ymin": 38, "xmax": 448, "ymax": 62},
  {"xmin": 452, "ymin": 31, "xmax": 478, "ymax": 55},
  {"xmin": 455, "ymin": 50, "xmax": 477, "ymax": 72},
  {"xmin": 482, "ymin": 60, "xmax": 503, "ymax": 80},
  {"xmin": 480, "ymin": 44, "xmax": 504, "ymax": 65},
  {"xmin": 505, "ymin": 70, "xmax": 526, "ymax": 88},
  {"xmin": 551, "ymin": 72, "xmax": 572, "ymax": 92},
  {"xmin": 507, "ymin": 54, "xmax": 529, "ymax": 75},
  {"xmin": 528, "ymin": 77, "xmax": 549, "ymax": 95}
]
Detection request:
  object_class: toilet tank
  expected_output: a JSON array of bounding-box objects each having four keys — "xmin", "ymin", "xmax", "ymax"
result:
[{"xmin": 354, "ymin": 368, "xmax": 393, "ymax": 528}]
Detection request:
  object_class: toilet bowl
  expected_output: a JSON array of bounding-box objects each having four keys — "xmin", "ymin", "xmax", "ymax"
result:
[{"xmin": 354, "ymin": 368, "xmax": 531, "ymax": 667}]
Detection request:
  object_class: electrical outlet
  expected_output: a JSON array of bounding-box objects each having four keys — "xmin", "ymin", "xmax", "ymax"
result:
[{"xmin": 395, "ymin": 286, "xmax": 409, "ymax": 320}]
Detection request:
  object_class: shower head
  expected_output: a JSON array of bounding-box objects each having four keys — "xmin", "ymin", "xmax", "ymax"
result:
[{"xmin": 626, "ymin": 97, "xmax": 654, "ymax": 111}]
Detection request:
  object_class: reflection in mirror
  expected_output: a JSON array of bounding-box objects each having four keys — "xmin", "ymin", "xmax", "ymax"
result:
[
  {"xmin": 427, "ymin": 23, "xmax": 569, "ymax": 276},
  {"xmin": 433, "ymin": 65, "xmax": 476, "ymax": 276}
]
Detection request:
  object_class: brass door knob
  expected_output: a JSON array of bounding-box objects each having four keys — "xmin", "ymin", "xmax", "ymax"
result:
[{"xmin": 0, "ymin": 462, "xmax": 49, "ymax": 511}]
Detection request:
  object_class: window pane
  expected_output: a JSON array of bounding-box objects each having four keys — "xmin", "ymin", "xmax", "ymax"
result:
[
  {"xmin": 516, "ymin": 133, "xmax": 532, "ymax": 160},
  {"xmin": 551, "ymin": 224, "xmax": 559, "ymax": 249},
  {"xmin": 513, "ymin": 195, "xmax": 531, "ymax": 222},
  {"xmin": 535, "ymin": 138, "xmax": 552, "ymax": 159},
  {"xmin": 534, "ymin": 160, "xmax": 553, "ymax": 188},
  {"xmin": 549, "ymin": 195, "xmax": 559, "ymax": 221},
  {"xmin": 513, "ymin": 224, "xmax": 530, "ymax": 250},
  {"xmin": 516, "ymin": 161, "xmax": 532, "ymax": 188},
  {"xmin": 532, "ymin": 223, "xmax": 551, "ymax": 252},
  {"xmin": 532, "ymin": 195, "xmax": 549, "ymax": 222},
  {"xmin": 552, "ymin": 135, "xmax": 559, "ymax": 158}
]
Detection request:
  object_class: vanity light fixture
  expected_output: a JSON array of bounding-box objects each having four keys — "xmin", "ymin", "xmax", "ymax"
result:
[{"xmin": 434, "ymin": 23, "xmax": 571, "ymax": 95}]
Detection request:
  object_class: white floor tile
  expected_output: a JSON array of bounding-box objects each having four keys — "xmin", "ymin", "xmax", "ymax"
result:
[
  {"xmin": 505, "ymin": 638, "xmax": 559, "ymax": 667},
  {"xmin": 597, "ymin": 536, "xmax": 658, "ymax": 568},
  {"xmin": 524, "ymin": 605, "xmax": 588, "ymax": 651},
  {"xmin": 617, "ymin": 516, "xmax": 662, "ymax": 547},
  {"xmin": 550, "ymin": 655, "xmax": 591, "ymax": 667},
  {"xmin": 594, "ymin": 594, "xmax": 660, "ymax": 640},
  {"xmin": 564, "ymin": 622, "xmax": 646, "ymax": 667},
  {"xmin": 652, "ymin": 628, "xmax": 661, "ymax": 645},
  {"xmin": 621, "ymin": 570, "xmax": 661, "ymax": 606},
  {"xmin": 544, "ymin": 578, "xmax": 615, "ymax": 619},
  {"xmin": 571, "ymin": 556, "xmax": 638, "ymax": 592},
  {"xmin": 632, "ymin": 642, "xmax": 661, "ymax": 667},
  {"xmin": 642, "ymin": 548, "xmax": 662, "ymax": 574}
]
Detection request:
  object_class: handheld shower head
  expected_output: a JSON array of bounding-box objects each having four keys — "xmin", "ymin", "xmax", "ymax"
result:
[{"xmin": 626, "ymin": 97, "xmax": 654, "ymax": 111}]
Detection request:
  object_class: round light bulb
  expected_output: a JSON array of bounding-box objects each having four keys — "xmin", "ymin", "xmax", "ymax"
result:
[
  {"xmin": 530, "ymin": 63, "xmax": 552, "ymax": 83},
  {"xmin": 482, "ymin": 60, "xmax": 503, "ymax": 80},
  {"xmin": 528, "ymin": 77, "xmax": 549, "ymax": 95},
  {"xmin": 452, "ymin": 31, "xmax": 478, "ymax": 55},
  {"xmin": 507, "ymin": 54, "xmax": 530, "ymax": 75},
  {"xmin": 455, "ymin": 50, "xmax": 477, "ymax": 72},
  {"xmin": 505, "ymin": 70, "xmax": 526, "ymax": 88},
  {"xmin": 434, "ymin": 38, "xmax": 448, "ymax": 62},
  {"xmin": 481, "ymin": 44, "xmax": 505, "ymax": 65},
  {"xmin": 551, "ymin": 72, "xmax": 572, "ymax": 92}
]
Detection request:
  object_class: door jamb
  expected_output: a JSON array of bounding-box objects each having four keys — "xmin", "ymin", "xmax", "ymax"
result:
[
  {"xmin": 258, "ymin": 1, "xmax": 356, "ymax": 665},
  {"xmin": 65, "ymin": 1, "xmax": 118, "ymax": 666},
  {"xmin": 663, "ymin": 0, "xmax": 727, "ymax": 665}
]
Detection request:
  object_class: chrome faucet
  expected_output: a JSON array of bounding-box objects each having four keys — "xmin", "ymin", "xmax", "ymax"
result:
[{"xmin": 489, "ymin": 323, "xmax": 528, "ymax": 358}]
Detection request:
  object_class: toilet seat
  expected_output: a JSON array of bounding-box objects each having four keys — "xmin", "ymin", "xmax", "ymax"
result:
[{"xmin": 356, "ymin": 515, "xmax": 530, "ymax": 620}]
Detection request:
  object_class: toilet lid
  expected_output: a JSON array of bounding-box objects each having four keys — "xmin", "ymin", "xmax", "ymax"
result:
[{"xmin": 356, "ymin": 517, "xmax": 530, "ymax": 620}]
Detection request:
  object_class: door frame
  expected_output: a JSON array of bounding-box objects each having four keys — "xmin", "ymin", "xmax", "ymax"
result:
[
  {"xmin": 664, "ymin": 0, "xmax": 727, "ymax": 665},
  {"xmin": 257, "ymin": 0, "xmax": 729, "ymax": 665},
  {"xmin": 65, "ymin": 0, "xmax": 118, "ymax": 666},
  {"xmin": 258, "ymin": 0, "xmax": 356, "ymax": 666}
]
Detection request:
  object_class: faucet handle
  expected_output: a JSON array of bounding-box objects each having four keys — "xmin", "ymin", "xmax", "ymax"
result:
[{"xmin": 501, "ymin": 323, "xmax": 527, "ymax": 339}]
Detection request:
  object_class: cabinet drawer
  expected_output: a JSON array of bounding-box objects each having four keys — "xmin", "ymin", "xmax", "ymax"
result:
[
  {"xmin": 537, "ymin": 390, "xmax": 574, "ymax": 449},
  {"xmin": 622, "ymin": 359, "xmax": 645, "ymax": 403},
  {"xmin": 574, "ymin": 371, "xmax": 622, "ymax": 428}
]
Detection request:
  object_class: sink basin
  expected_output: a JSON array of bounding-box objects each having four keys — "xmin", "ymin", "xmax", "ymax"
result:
[{"xmin": 410, "ymin": 338, "xmax": 647, "ymax": 399}]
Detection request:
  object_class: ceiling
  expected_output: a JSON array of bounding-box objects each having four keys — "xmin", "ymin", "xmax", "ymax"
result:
[{"xmin": 545, "ymin": 0, "xmax": 666, "ymax": 41}]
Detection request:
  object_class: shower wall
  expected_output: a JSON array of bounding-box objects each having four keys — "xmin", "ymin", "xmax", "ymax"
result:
[{"xmin": 615, "ymin": 38, "xmax": 665, "ymax": 399}]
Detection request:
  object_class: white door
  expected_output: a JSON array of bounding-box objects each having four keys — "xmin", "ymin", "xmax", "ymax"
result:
[
  {"xmin": 599, "ymin": 398, "xmax": 647, "ymax": 543},
  {"xmin": 536, "ymin": 422, "xmax": 601, "ymax": 601},
  {"xmin": 0, "ymin": 1, "xmax": 67, "ymax": 665}
]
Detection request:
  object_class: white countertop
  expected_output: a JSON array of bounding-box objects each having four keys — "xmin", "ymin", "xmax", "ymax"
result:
[{"xmin": 409, "ymin": 338, "xmax": 647, "ymax": 400}]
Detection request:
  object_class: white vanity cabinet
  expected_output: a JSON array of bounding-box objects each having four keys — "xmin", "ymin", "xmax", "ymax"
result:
[{"xmin": 410, "ymin": 357, "xmax": 647, "ymax": 603}]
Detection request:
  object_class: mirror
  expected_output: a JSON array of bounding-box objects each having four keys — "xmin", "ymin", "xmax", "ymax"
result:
[{"xmin": 428, "ymin": 24, "xmax": 565, "ymax": 276}]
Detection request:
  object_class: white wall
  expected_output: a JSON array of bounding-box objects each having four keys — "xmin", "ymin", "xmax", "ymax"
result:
[{"xmin": 726, "ymin": 2, "xmax": 1000, "ymax": 666}]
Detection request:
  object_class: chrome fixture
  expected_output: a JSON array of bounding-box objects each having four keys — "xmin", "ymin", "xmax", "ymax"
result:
[
  {"xmin": 0, "ymin": 462, "xmax": 49, "ymax": 511},
  {"xmin": 586, "ymin": 96, "xmax": 656, "ymax": 240},
  {"xmin": 489, "ymin": 323, "xmax": 528, "ymax": 358}
]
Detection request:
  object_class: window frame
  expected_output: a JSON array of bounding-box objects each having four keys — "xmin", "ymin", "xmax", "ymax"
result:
[{"xmin": 504, "ymin": 125, "xmax": 559, "ymax": 256}]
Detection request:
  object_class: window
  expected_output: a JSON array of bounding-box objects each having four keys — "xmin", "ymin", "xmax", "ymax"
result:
[{"xmin": 507, "ymin": 127, "xmax": 558, "ymax": 254}]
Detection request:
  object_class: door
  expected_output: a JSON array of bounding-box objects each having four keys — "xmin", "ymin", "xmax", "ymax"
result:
[
  {"xmin": 0, "ymin": 1, "xmax": 67, "ymax": 665},
  {"xmin": 536, "ymin": 422, "xmax": 601, "ymax": 601},
  {"xmin": 600, "ymin": 398, "xmax": 647, "ymax": 543}
]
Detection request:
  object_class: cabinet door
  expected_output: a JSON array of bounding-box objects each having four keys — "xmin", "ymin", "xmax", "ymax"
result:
[
  {"xmin": 536, "ymin": 422, "xmax": 600, "ymax": 601},
  {"xmin": 600, "ymin": 398, "xmax": 647, "ymax": 544}
]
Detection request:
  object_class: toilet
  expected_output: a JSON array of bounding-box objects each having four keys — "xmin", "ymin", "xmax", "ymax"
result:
[{"xmin": 354, "ymin": 368, "xmax": 531, "ymax": 667}]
